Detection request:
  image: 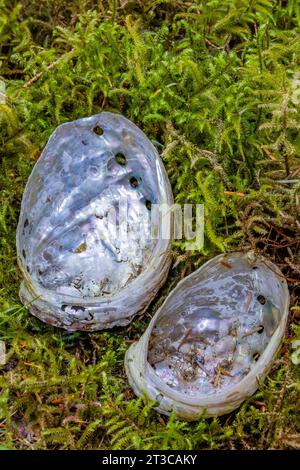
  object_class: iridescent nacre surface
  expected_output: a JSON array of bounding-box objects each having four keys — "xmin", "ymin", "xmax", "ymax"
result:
[
  {"xmin": 17, "ymin": 112, "xmax": 173, "ymax": 330},
  {"xmin": 125, "ymin": 252, "xmax": 289, "ymax": 419}
]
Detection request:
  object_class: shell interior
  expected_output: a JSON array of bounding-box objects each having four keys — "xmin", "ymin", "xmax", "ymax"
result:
[
  {"xmin": 18, "ymin": 113, "xmax": 165, "ymax": 302},
  {"xmin": 147, "ymin": 253, "xmax": 287, "ymax": 396}
]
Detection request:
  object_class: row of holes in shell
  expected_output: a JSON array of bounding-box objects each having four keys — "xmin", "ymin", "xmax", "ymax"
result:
[
  {"xmin": 93, "ymin": 125, "xmax": 152, "ymax": 211},
  {"xmin": 249, "ymin": 293, "xmax": 265, "ymax": 362},
  {"xmin": 21, "ymin": 126, "xmax": 152, "ymax": 272}
]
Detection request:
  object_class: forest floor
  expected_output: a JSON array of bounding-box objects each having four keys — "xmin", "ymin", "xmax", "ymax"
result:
[{"xmin": 0, "ymin": 0, "xmax": 299, "ymax": 450}]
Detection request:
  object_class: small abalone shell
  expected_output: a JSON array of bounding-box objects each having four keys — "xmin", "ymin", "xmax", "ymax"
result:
[{"xmin": 125, "ymin": 252, "xmax": 289, "ymax": 419}]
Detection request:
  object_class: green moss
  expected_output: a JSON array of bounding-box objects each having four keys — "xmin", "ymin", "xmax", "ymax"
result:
[{"xmin": 0, "ymin": 0, "xmax": 299, "ymax": 449}]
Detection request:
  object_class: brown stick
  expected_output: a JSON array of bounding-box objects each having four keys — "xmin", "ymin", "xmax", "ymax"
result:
[
  {"xmin": 23, "ymin": 49, "xmax": 75, "ymax": 89},
  {"xmin": 178, "ymin": 328, "xmax": 192, "ymax": 351},
  {"xmin": 242, "ymin": 325, "xmax": 264, "ymax": 337}
]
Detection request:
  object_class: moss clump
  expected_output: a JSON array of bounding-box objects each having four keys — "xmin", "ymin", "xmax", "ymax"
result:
[{"xmin": 0, "ymin": 0, "xmax": 299, "ymax": 449}]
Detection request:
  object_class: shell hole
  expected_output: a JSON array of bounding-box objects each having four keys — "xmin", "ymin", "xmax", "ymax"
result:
[
  {"xmin": 24, "ymin": 219, "xmax": 29, "ymax": 228},
  {"xmin": 93, "ymin": 125, "xmax": 103, "ymax": 136},
  {"xmin": 89, "ymin": 166, "xmax": 98, "ymax": 176},
  {"xmin": 115, "ymin": 153, "xmax": 126, "ymax": 166},
  {"xmin": 145, "ymin": 200, "xmax": 152, "ymax": 211},
  {"xmin": 257, "ymin": 295, "xmax": 266, "ymax": 305},
  {"xmin": 252, "ymin": 266, "xmax": 258, "ymax": 270},
  {"xmin": 22, "ymin": 250, "xmax": 26, "ymax": 259},
  {"xmin": 82, "ymin": 139, "xmax": 88, "ymax": 146},
  {"xmin": 253, "ymin": 352, "xmax": 260, "ymax": 361},
  {"xmin": 61, "ymin": 304, "xmax": 85, "ymax": 313},
  {"xmin": 130, "ymin": 176, "xmax": 140, "ymax": 188}
]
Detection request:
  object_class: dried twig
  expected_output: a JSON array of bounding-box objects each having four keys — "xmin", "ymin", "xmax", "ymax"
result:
[{"xmin": 23, "ymin": 49, "xmax": 75, "ymax": 89}]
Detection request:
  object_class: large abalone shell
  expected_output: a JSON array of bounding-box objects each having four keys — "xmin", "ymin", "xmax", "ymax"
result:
[
  {"xmin": 16, "ymin": 113, "xmax": 173, "ymax": 330},
  {"xmin": 125, "ymin": 252, "xmax": 289, "ymax": 419}
]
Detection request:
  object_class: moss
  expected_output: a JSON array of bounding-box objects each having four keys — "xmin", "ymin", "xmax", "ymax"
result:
[{"xmin": 0, "ymin": 0, "xmax": 299, "ymax": 449}]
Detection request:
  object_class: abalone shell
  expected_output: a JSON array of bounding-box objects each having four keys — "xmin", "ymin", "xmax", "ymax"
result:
[
  {"xmin": 17, "ymin": 113, "xmax": 173, "ymax": 330},
  {"xmin": 125, "ymin": 252, "xmax": 289, "ymax": 419}
]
